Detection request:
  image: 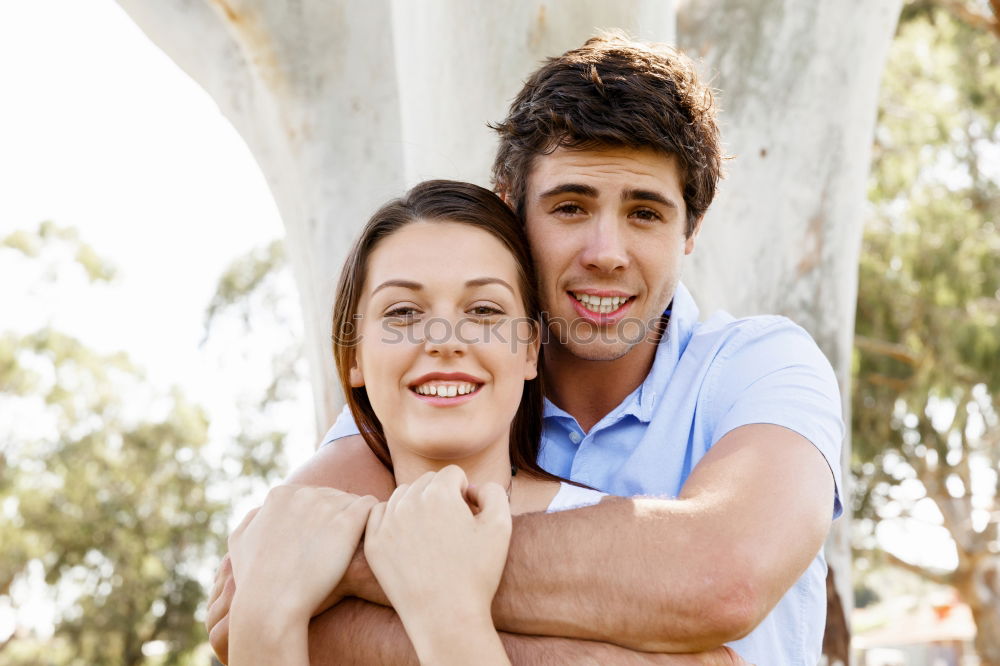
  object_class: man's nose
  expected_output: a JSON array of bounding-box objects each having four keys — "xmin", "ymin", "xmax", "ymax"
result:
[{"xmin": 579, "ymin": 216, "xmax": 629, "ymax": 273}]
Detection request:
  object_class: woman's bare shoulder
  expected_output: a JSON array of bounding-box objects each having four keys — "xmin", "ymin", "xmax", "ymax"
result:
[{"xmin": 510, "ymin": 476, "xmax": 562, "ymax": 515}]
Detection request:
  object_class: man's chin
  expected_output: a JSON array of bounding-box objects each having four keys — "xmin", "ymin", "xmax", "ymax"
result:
[{"xmin": 560, "ymin": 340, "xmax": 636, "ymax": 363}]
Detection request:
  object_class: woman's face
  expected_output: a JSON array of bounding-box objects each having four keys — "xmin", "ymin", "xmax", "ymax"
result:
[{"xmin": 351, "ymin": 220, "xmax": 538, "ymax": 479}]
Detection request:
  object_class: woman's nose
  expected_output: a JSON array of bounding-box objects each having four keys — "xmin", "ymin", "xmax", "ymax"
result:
[{"xmin": 422, "ymin": 316, "xmax": 468, "ymax": 356}]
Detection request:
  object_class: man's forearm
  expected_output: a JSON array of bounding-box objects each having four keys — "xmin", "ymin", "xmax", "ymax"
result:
[
  {"xmin": 489, "ymin": 498, "xmax": 751, "ymax": 651},
  {"xmin": 309, "ymin": 598, "xmax": 743, "ymax": 665},
  {"xmin": 309, "ymin": 598, "xmax": 418, "ymax": 664}
]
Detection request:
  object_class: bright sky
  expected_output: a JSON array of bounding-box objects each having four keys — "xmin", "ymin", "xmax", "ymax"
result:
[{"xmin": 0, "ymin": 0, "xmax": 314, "ymax": 463}]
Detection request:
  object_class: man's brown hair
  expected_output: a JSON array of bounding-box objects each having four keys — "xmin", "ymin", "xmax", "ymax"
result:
[{"xmin": 490, "ymin": 32, "xmax": 722, "ymax": 237}]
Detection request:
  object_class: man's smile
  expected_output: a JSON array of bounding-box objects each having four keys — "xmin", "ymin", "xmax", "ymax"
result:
[
  {"xmin": 566, "ymin": 290, "xmax": 636, "ymax": 324},
  {"xmin": 569, "ymin": 290, "xmax": 636, "ymax": 315}
]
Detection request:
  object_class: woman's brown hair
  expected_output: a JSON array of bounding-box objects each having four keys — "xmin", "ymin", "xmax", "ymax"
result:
[{"xmin": 332, "ymin": 179, "xmax": 561, "ymax": 483}]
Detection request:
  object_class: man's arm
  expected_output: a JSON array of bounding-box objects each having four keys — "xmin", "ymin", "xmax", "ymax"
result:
[
  {"xmin": 495, "ymin": 424, "xmax": 833, "ymax": 651},
  {"xmin": 207, "ymin": 437, "xmax": 749, "ymax": 664},
  {"xmin": 309, "ymin": 599, "xmax": 748, "ymax": 665},
  {"xmin": 206, "ymin": 436, "xmax": 742, "ymax": 666},
  {"xmin": 345, "ymin": 424, "xmax": 834, "ymax": 652}
]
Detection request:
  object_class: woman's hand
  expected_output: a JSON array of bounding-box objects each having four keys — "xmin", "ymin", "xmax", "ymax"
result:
[
  {"xmin": 365, "ymin": 465, "xmax": 512, "ymax": 664},
  {"xmin": 227, "ymin": 485, "xmax": 377, "ymax": 665}
]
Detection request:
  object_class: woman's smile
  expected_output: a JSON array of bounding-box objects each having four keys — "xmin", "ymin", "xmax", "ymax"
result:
[{"xmin": 409, "ymin": 372, "xmax": 485, "ymax": 405}]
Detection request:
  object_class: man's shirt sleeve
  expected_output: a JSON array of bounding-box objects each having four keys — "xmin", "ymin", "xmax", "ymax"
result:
[
  {"xmin": 321, "ymin": 404, "xmax": 361, "ymax": 447},
  {"xmin": 704, "ymin": 317, "xmax": 845, "ymax": 518}
]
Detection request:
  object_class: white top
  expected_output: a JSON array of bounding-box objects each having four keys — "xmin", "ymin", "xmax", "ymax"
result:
[{"xmin": 546, "ymin": 482, "xmax": 606, "ymax": 513}]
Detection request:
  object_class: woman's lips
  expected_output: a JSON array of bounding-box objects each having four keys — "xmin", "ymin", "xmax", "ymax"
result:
[{"xmin": 409, "ymin": 383, "xmax": 482, "ymax": 407}]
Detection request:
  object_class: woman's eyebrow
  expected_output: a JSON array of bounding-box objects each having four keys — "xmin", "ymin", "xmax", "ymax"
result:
[
  {"xmin": 466, "ymin": 277, "xmax": 516, "ymax": 295},
  {"xmin": 371, "ymin": 278, "xmax": 514, "ymax": 296},
  {"xmin": 371, "ymin": 279, "xmax": 422, "ymax": 295}
]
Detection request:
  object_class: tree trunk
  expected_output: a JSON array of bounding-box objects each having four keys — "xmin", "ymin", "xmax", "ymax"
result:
[
  {"xmin": 676, "ymin": 2, "xmax": 903, "ymax": 662},
  {"xmin": 956, "ymin": 557, "xmax": 1000, "ymax": 665}
]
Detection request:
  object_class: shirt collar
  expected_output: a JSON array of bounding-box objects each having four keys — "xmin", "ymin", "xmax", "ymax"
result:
[{"xmin": 634, "ymin": 281, "xmax": 700, "ymax": 421}]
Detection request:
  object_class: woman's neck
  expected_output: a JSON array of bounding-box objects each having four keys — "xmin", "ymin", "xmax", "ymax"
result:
[
  {"xmin": 387, "ymin": 439, "xmax": 560, "ymax": 515},
  {"xmin": 389, "ymin": 438, "xmax": 514, "ymax": 491}
]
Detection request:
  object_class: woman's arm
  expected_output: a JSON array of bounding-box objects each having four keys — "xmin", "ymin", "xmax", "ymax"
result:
[
  {"xmin": 364, "ymin": 466, "xmax": 512, "ymax": 665},
  {"xmin": 226, "ymin": 485, "xmax": 376, "ymax": 666}
]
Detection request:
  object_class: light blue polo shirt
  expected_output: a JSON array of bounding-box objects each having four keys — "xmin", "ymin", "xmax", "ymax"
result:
[{"xmin": 322, "ymin": 282, "xmax": 844, "ymax": 665}]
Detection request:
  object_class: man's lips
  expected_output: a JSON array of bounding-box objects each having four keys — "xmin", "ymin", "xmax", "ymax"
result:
[{"xmin": 566, "ymin": 290, "xmax": 635, "ymax": 321}]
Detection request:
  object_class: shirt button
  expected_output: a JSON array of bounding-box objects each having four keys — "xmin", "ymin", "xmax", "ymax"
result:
[{"xmin": 569, "ymin": 431, "xmax": 582, "ymax": 444}]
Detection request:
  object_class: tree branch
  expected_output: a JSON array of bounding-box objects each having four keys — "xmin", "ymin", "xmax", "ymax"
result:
[
  {"xmin": 114, "ymin": 0, "xmax": 256, "ymax": 130},
  {"xmin": 882, "ymin": 548, "xmax": 956, "ymax": 587},
  {"xmin": 855, "ymin": 335, "xmax": 921, "ymax": 366},
  {"xmin": 937, "ymin": 0, "xmax": 1000, "ymax": 38}
]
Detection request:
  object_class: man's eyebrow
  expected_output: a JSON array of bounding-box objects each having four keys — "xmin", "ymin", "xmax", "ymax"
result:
[
  {"xmin": 537, "ymin": 183, "xmax": 599, "ymax": 199},
  {"xmin": 466, "ymin": 277, "xmax": 516, "ymax": 294},
  {"xmin": 623, "ymin": 188, "xmax": 678, "ymax": 209},
  {"xmin": 371, "ymin": 279, "xmax": 422, "ymax": 295}
]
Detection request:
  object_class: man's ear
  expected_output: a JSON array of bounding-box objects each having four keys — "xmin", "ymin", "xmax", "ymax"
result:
[
  {"xmin": 497, "ymin": 186, "xmax": 515, "ymax": 211},
  {"xmin": 523, "ymin": 322, "xmax": 541, "ymax": 381},
  {"xmin": 684, "ymin": 215, "xmax": 705, "ymax": 255},
  {"xmin": 349, "ymin": 356, "xmax": 365, "ymax": 387}
]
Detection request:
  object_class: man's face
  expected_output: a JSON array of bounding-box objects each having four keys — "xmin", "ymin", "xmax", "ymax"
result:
[{"xmin": 522, "ymin": 146, "xmax": 698, "ymax": 361}]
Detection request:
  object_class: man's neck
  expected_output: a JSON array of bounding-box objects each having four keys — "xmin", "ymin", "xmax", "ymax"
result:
[{"xmin": 543, "ymin": 333, "xmax": 661, "ymax": 433}]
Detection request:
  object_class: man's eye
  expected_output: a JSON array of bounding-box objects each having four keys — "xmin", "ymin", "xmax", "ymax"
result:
[
  {"xmin": 632, "ymin": 208, "xmax": 662, "ymax": 222},
  {"xmin": 553, "ymin": 203, "xmax": 585, "ymax": 216}
]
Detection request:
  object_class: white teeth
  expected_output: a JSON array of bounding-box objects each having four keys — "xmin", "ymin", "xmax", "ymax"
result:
[
  {"xmin": 413, "ymin": 382, "xmax": 477, "ymax": 397},
  {"xmin": 572, "ymin": 292, "xmax": 630, "ymax": 313}
]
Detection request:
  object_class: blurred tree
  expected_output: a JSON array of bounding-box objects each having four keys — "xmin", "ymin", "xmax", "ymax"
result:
[
  {"xmin": 854, "ymin": 2, "xmax": 1000, "ymax": 662},
  {"xmin": 0, "ymin": 224, "xmax": 288, "ymax": 664}
]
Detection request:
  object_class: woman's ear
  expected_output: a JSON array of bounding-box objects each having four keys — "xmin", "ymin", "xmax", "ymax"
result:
[
  {"xmin": 523, "ymin": 322, "xmax": 540, "ymax": 381},
  {"xmin": 349, "ymin": 355, "xmax": 365, "ymax": 387}
]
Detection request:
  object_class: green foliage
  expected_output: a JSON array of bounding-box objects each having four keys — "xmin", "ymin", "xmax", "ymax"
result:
[
  {"xmin": 853, "ymin": 0, "xmax": 1000, "ymax": 598},
  {"xmin": 202, "ymin": 239, "xmax": 286, "ymax": 336},
  {"xmin": 0, "ymin": 225, "xmax": 290, "ymax": 664},
  {"xmin": 2, "ymin": 221, "xmax": 117, "ymax": 282}
]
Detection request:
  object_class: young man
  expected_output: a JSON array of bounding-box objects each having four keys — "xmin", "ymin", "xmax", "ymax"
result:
[{"xmin": 208, "ymin": 35, "xmax": 842, "ymax": 664}]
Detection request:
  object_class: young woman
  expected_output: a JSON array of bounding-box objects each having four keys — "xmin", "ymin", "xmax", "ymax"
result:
[{"xmin": 226, "ymin": 180, "xmax": 604, "ymax": 665}]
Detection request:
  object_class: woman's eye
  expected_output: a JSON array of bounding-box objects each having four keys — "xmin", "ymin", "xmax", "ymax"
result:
[
  {"xmin": 469, "ymin": 304, "xmax": 504, "ymax": 317},
  {"xmin": 383, "ymin": 306, "xmax": 419, "ymax": 321}
]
